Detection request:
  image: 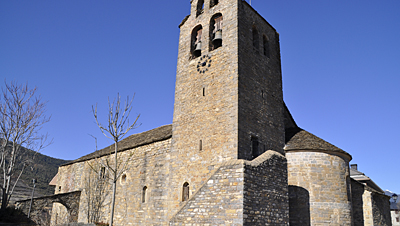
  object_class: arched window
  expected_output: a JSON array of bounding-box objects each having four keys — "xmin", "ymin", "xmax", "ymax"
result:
[
  {"xmin": 142, "ymin": 186, "xmax": 147, "ymax": 203},
  {"xmin": 263, "ymin": 35, "xmax": 270, "ymax": 57},
  {"xmin": 209, "ymin": 13, "xmax": 223, "ymax": 50},
  {"xmin": 121, "ymin": 174, "xmax": 127, "ymax": 183},
  {"xmin": 182, "ymin": 182, "xmax": 189, "ymax": 201},
  {"xmin": 197, "ymin": 0, "xmax": 205, "ymax": 17},
  {"xmin": 210, "ymin": 0, "xmax": 219, "ymax": 8},
  {"xmin": 191, "ymin": 25, "xmax": 203, "ymax": 58},
  {"xmin": 252, "ymin": 27, "xmax": 259, "ymax": 52}
]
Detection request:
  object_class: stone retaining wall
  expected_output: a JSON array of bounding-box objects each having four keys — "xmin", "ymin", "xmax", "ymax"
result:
[{"xmin": 170, "ymin": 150, "xmax": 289, "ymax": 225}]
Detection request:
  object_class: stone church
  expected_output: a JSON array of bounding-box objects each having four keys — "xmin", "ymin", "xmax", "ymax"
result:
[{"xmin": 48, "ymin": 0, "xmax": 391, "ymax": 225}]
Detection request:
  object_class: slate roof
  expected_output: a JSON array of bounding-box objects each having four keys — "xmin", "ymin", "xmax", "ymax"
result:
[
  {"xmin": 390, "ymin": 202, "xmax": 400, "ymax": 210},
  {"xmin": 284, "ymin": 127, "xmax": 352, "ymax": 160},
  {"xmin": 62, "ymin": 124, "xmax": 172, "ymax": 166},
  {"xmin": 62, "ymin": 105, "xmax": 351, "ymax": 166},
  {"xmin": 350, "ymin": 165, "xmax": 383, "ymax": 193}
]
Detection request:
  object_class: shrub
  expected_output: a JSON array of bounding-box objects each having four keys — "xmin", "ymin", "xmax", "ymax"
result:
[{"xmin": 0, "ymin": 206, "xmax": 32, "ymax": 223}]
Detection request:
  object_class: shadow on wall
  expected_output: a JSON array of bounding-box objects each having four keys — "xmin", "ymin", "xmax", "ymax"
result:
[
  {"xmin": 351, "ymin": 179, "xmax": 365, "ymax": 226},
  {"xmin": 289, "ymin": 185, "xmax": 310, "ymax": 226}
]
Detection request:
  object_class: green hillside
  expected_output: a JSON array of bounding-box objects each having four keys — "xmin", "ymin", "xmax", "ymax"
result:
[
  {"xmin": 1, "ymin": 145, "xmax": 70, "ymax": 202},
  {"xmin": 18, "ymin": 149, "xmax": 70, "ymax": 196}
]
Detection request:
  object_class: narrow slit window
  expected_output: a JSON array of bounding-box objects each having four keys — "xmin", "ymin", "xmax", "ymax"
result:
[
  {"xmin": 199, "ymin": 140, "xmax": 203, "ymax": 151},
  {"xmin": 58, "ymin": 186, "xmax": 61, "ymax": 192},
  {"xmin": 263, "ymin": 35, "xmax": 270, "ymax": 57},
  {"xmin": 142, "ymin": 186, "xmax": 147, "ymax": 203},
  {"xmin": 182, "ymin": 182, "xmax": 190, "ymax": 201},
  {"xmin": 252, "ymin": 27, "xmax": 259, "ymax": 52},
  {"xmin": 203, "ymin": 87, "xmax": 205, "ymax": 96},
  {"xmin": 251, "ymin": 136, "xmax": 259, "ymax": 159}
]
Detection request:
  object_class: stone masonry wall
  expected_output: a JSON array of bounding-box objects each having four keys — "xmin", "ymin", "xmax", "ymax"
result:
[
  {"xmin": 170, "ymin": 0, "xmax": 286, "ymax": 220},
  {"xmin": 372, "ymin": 192, "xmax": 392, "ymax": 226},
  {"xmin": 53, "ymin": 138, "xmax": 171, "ymax": 225},
  {"xmin": 243, "ymin": 151, "xmax": 289, "ymax": 225},
  {"xmin": 351, "ymin": 179, "xmax": 365, "ymax": 226},
  {"xmin": 351, "ymin": 179, "xmax": 392, "ymax": 226},
  {"xmin": 16, "ymin": 191, "xmax": 81, "ymax": 225},
  {"xmin": 170, "ymin": 150, "xmax": 288, "ymax": 226},
  {"xmin": 238, "ymin": 1, "xmax": 284, "ymax": 159},
  {"xmin": 169, "ymin": 160, "xmax": 244, "ymax": 225},
  {"xmin": 170, "ymin": 0, "xmax": 241, "ymax": 218},
  {"xmin": 362, "ymin": 189, "xmax": 374, "ymax": 226},
  {"xmin": 286, "ymin": 151, "xmax": 352, "ymax": 225}
]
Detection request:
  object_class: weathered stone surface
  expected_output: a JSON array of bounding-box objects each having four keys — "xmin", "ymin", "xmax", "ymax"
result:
[
  {"xmin": 170, "ymin": 0, "xmax": 286, "ymax": 223},
  {"xmin": 169, "ymin": 151, "xmax": 288, "ymax": 225},
  {"xmin": 286, "ymin": 151, "xmax": 352, "ymax": 225},
  {"xmin": 351, "ymin": 179, "xmax": 392, "ymax": 226},
  {"xmin": 372, "ymin": 190, "xmax": 392, "ymax": 225},
  {"xmin": 243, "ymin": 151, "xmax": 289, "ymax": 225},
  {"xmin": 351, "ymin": 179, "xmax": 366, "ymax": 226},
  {"xmin": 170, "ymin": 160, "xmax": 244, "ymax": 225},
  {"xmin": 53, "ymin": 138, "xmax": 171, "ymax": 225},
  {"xmin": 237, "ymin": 0, "xmax": 285, "ymax": 160},
  {"xmin": 17, "ymin": 191, "xmax": 81, "ymax": 225}
]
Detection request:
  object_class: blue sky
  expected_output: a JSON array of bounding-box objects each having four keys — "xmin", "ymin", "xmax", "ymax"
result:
[{"xmin": 1, "ymin": 1, "xmax": 399, "ymax": 193}]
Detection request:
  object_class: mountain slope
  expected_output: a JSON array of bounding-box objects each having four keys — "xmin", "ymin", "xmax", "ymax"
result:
[
  {"xmin": 19, "ymin": 150, "xmax": 70, "ymax": 196},
  {"xmin": 1, "ymin": 146, "xmax": 69, "ymax": 203}
]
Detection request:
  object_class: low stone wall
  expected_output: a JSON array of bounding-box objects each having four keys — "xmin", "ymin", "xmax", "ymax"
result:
[{"xmin": 16, "ymin": 191, "xmax": 81, "ymax": 225}]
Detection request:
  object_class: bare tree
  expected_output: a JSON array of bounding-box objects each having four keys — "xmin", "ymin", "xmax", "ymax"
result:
[
  {"xmin": 92, "ymin": 93, "xmax": 140, "ymax": 226},
  {"xmin": 0, "ymin": 81, "xmax": 51, "ymax": 210},
  {"xmin": 84, "ymin": 158, "xmax": 109, "ymax": 224}
]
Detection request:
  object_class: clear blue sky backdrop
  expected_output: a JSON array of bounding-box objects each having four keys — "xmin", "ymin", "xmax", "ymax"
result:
[{"xmin": 1, "ymin": 1, "xmax": 399, "ymax": 193}]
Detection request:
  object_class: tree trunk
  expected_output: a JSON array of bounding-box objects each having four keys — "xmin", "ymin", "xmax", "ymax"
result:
[
  {"xmin": 109, "ymin": 141, "xmax": 118, "ymax": 226},
  {"xmin": 110, "ymin": 181, "xmax": 116, "ymax": 226},
  {"xmin": 1, "ymin": 188, "xmax": 7, "ymax": 210}
]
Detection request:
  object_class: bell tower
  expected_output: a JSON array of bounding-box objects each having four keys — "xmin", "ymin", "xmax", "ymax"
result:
[{"xmin": 169, "ymin": 0, "xmax": 285, "ymax": 218}]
